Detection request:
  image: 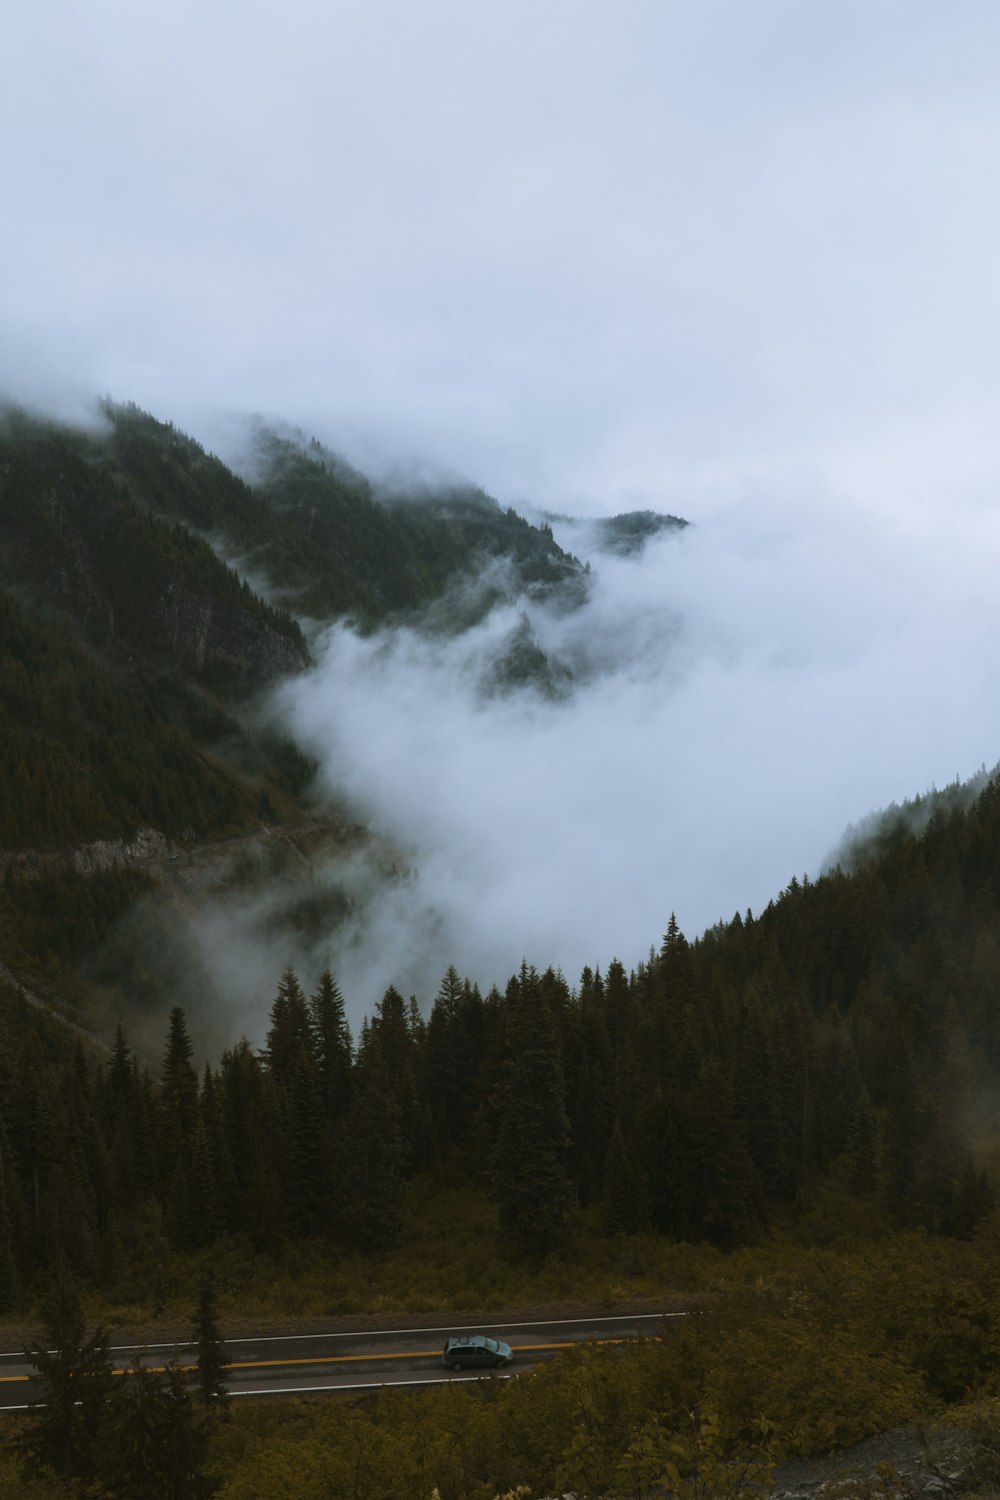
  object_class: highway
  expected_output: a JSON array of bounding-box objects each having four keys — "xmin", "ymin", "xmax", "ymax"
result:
[{"xmin": 0, "ymin": 1312, "xmax": 681, "ymax": 1409}]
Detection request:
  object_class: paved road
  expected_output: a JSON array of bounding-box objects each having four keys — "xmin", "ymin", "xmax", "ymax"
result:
[{"xmin": 0, "ymin": 1312, "xmax": 681, "ymax": 1409}]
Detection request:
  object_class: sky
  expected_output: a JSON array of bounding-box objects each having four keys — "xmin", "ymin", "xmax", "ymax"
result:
[
  {"xmin": 6, "ymin": 1, "xmax": 1000, "ymax": 521},
  {"xmin": 6, "ymin": 2, "xmax": 1000, "ymax": 1018}
]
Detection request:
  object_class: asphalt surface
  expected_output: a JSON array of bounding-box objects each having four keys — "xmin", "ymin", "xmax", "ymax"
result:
[{"xmin": 0, "ymin": 1312, "xmax": 681, "ymax": 1408}]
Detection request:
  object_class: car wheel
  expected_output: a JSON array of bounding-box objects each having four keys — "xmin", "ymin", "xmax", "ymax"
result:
[{"xmin": 453, "ymin": 1361, "xmax": 464, "ymax": 1371}]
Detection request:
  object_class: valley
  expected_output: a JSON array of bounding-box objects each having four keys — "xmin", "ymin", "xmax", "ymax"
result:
[{"xmin": 2, "ymin": 401, "xmax": 1000, "ymax": 1499}]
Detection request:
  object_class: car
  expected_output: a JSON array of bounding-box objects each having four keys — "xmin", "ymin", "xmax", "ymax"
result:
[{"xmin": 442, "ymin": 1335, "xmax": 513, "ymax": 1371}]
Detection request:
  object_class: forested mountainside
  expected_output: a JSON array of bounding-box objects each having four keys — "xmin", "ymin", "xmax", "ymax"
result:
[
  {"xmin": 0, "ymin": 402, "xmax": 597, "ymax": 1025},
  {"xmin": 106, "ymin": 403, "xmax": 584, "ymax": 625},
  {"xmin": 0, "ymin": 408, "xmax": 308, "ymax": 851},
  {"xmin": 3, "ymin": 400, "xmax": 997, "ymax": 1278},
  {"xmin": 6, "ymin": 403, "xmax": 1000, "ymax": 1500},
  {"xmin": 2, "ymin": 764, "xmax": 999, "ymax": 1308},
  {"xmin": 547, "ymin": 507, "xmax": 689, "ymax": 556},
  {"xmin": 0, "ymin": 403, "xmax": 582, "ymax": 850}
]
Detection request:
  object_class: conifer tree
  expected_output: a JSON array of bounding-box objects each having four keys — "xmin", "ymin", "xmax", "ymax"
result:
[
  {"xmin": 100, "ymin": 1357, "xmax": 216, "ymax": 1499},
  {"xmin": 286, "ymin": 1041, "xmax": 323, "ymax": 1235},
  {"xmin": 309, "ymin": 969, "xmax": 353, "ymax": 1125},
  {"xmin": 20, "ymin": 1272, "xmax": 113, "ymax": 1482},
  {"xmin": 98, "ymin": 1357, "xmax": 173, "ymax": 1498},
  {"xmin": 359, "ymin": 985, "xmax": 425, "ymax": 1169},
  {"xmin": 603, "ymin": 1117, "xmax": 644, "ymax": 1234},
  {"xmin": 161, "ymin": 1007, "xmax": 199, "ymax": 1149},
  {"xmin": 263, "ymin": 967, "xmax": 313, "ymax": 1086},
  {"xmin": 187, "ymin": 1117, "xmax": 221, "ymax": 1248},
  {"xmin": 424, "ymin": 967, "xmax": 486, "ymax": 1146},
  {"xmin": 218, "ymin": 1037, "xmax": 262, "ymax": 1218},
  {"xmin": 192, "ymin": 1267, "xmax": 229, "ymax": 1410},
  {"xmin": 847, "ymin": 1085, "xmax": 883, "ymax": 1195},
  {"xmin": 105, "ymin": 1023, "xmax": 135, "ymax": 1124},
  {"xmin": 603, "ymin": 959, "xmax": 632, "ymax": 1085},
  {"xmin": 0, "ymin": 1216, "xmax": 18, "ymax": 1314},
  {"xmin": 491, "ymin": 964, "xmax": 573, "ymax": 1254},
  {"xmin": 0, "ymin": 1099, "xmax": 20, "ymax": 1313},
  {"xmin": 160, "ymin": 1363, "xmax": 217, "ymax": 1498}
]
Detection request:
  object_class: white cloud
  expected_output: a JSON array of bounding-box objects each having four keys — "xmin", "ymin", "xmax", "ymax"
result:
[
  {"xmin": 6, "ymin": 0, "xmax": 1000, "ymax": 1021},
  {"xmin": 267, "ymin": 493, "xmax": 1000, "ymax": 1017},
  {"xmin": 6, "ymin": 2, "xmax": 1000, "ymax": 514}
]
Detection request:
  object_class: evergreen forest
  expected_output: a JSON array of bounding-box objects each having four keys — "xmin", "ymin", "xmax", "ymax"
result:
[{"xmin": 5, "ymin": 403, "xmax": 1000, "ymax": 1497}]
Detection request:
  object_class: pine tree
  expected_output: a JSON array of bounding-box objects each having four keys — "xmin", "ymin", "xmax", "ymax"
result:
[
  {"xmin": 99, "ymin": 1357, "xmax": 173, "ymax": 1498},
  {"xmin": 346, "ymin": 1052, "xmax": 406, "ymax": 1253},
  {"xmin": 358, "ymin": 985, "xmax": 425, "ymax": 1171},
  {"xmin": 187, "ymin": 1117, "xmax": 221, "ymax": 1248},
  {"xmin": 192, "ymin": 1267, "xmax": 229, "ymax": 1409},
  {"xmin": 286, "ymin": 1042, "xmax": 323, "ymax": 1235},
  {"xmin": 491, "ymin": 964, "xmax": 573, "ymax": 1254},
  {"xmin": 161, "ymin": 1006, "xmax": 198, "ymax": 1150},
  {"xmin": 0, "ymin": 1099, "xmax": 20, "ymax": 1313},
  {"xmin": 100, "ymin": 1357, "xmax": 216, "ymax": 1499},
  {"xmin": 847, "ymin": 1085, "xmax": 883, "ymax": 1195},
  {"xmin": 218, "ymin": 1037, "xmax": 263, "ymax": 1222},
  {"xmin": 19, "ymin": 1272, "xmax": 113, "ymax": 1482},
  {"xmin": 603, "ymin": 1117, "xmax": 645, "ymax": 1234},
  {"xmin": 263, "ymin": 967, "xmax": 313, "ymax": 1086},
  {"xmin": 309, "ymin": 969, "xmax": 352, "ymax": 1125},
  {"xmin": 160, "ymin": 1364, "xmax": 216, "ymax": 1498},
  {"xmin": 0, "ymin": 1218, "xmax": 18, "ymax": 1314},
  {"xmin": 104, "ymin": 1023, "xmax": 135, "ymax": 1124},
  {"xmin": 424, "ymin": 967, "xmax": 486, "ymax": 1147}
]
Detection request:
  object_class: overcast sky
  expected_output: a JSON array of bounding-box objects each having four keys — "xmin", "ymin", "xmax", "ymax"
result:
[
  {"xmin": 7, "ymin": 3, "xmax": 1000, "ymax": 1011},
  {"xmin": 5, "ymin": 1, "xmax": 1000, "ymax": 521}
]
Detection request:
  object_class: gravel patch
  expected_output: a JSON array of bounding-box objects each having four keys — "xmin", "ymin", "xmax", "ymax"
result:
[{"xmin": 771, "ymin": 1426, "xmax": 971, "ymax": 1500}]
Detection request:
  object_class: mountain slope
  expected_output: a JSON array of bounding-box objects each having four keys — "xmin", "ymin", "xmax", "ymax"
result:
[
  {"xmin": 106, "ymin": 403, "xmax": 585, "ymax": 626},
  {"xmin": 0, "ymin": 401, "xmax": 589, "ymax": 854},
  {"xmin": 0, "ymin": 399, "xmax": 598, "ymax": 1020}
]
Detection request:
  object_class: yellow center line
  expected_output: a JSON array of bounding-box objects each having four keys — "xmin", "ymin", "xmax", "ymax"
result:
[
  {"xmin": 225, "ymin": 1338, "xmax": 622, "ymax": 1372},
  {"xmin": 0, "ymin": 1337, "xmax": 629, "ymax": 1384}
]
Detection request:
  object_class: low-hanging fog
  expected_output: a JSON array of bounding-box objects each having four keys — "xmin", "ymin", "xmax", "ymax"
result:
[
  {"xmin": 7, "ymin": 2, "xmax": 1000, "ymax": 1029},
  {"xmin": 245, "ymin": 478, "xmax": 1000, "ymax": 1021}
]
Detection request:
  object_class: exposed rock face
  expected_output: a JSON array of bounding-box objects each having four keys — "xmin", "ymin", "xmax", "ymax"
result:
[
  {"xmin": 0, "ymin": 818, "xmax": 368, "ymax": 889},
  {"xmin": 155, "ymin": 581, "xmax": 307, "ymax": 683},
  {"xmin": 0, "ymin": 827, "xmax": 179, "ymax": 878},
  {"xmin": 73, "ymin": 828, "xmax": 180, "ymax": 874}
]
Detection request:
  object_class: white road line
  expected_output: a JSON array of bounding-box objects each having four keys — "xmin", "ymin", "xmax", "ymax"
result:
[
  {"xmin": 182, "ymin": 1311, "xmax": 683, "ymax": 1350},
  {"xmin": 229, "ymin": 1374, "xmax": 515, "ymax": 1397},
  {"xmin": 1, "ymin": 1311, "xmax": 685, "ymax": 1360}
]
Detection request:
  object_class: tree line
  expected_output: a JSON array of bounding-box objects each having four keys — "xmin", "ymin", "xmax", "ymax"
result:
[{"xmin": 4, "ymin": 777, "xmax": 1000, "ymax": 1307}]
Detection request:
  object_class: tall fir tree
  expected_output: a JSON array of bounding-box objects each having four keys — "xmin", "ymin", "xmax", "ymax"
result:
[
  {"xmin": 263, "ymin": 968, "xmax": 313, "ymax": 1086},
  {"xmin": 192, "ymin": 1267, "xmax": 230, "ymax": 1410},
  {"xmin": 161, "ymin": 1007, "xmax": 199, "ymax": 1151},
  {"xmin": 19, "ymin": 1273, "xmax": 113, "ymax": 1483},
  {"xmin": 491, "ymin": 964, "xmax": 573, "ymax": 1254},
  {"xmin": 309, "ymin": 969, "xmax": 353, "ymax": 1125}
]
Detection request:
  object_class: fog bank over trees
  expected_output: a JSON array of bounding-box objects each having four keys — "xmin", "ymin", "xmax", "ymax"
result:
[{"xmin": 273, "ymin": 487, "xmax": 1000, "ymax": 1009}]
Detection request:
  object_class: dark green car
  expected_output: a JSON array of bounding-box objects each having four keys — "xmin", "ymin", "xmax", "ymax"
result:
[{"xmin": 442, "ymin": 1335, "xmax": 513, "ymax": 1371}]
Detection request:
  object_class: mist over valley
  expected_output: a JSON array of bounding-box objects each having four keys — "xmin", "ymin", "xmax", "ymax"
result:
[
  {"xmin": 2, "ymin": 399, "xmax": 998, "ymax": 1047},
  {"xmin": 11, "ymin": 12, "xmax": 1000, "ymax": 1492}
]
